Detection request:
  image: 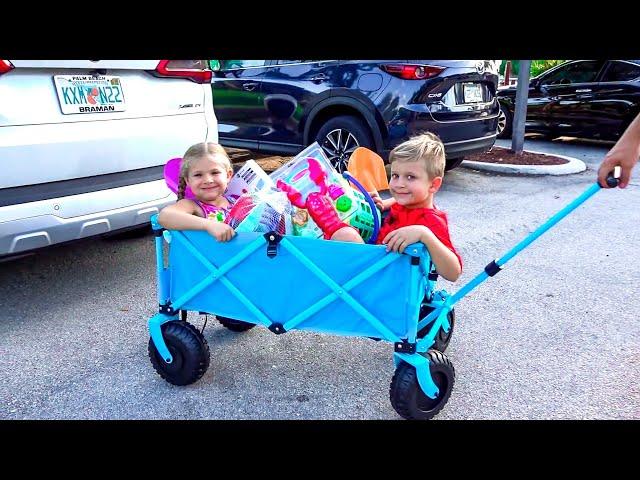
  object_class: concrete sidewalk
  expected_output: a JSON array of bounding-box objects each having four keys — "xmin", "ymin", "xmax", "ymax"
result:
[{"xmin": 494, "ymin": 136, "xmax": 614, "ymax": 172}]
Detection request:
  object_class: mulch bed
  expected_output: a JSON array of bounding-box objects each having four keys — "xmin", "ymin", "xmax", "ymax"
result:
[
  {"xmin": 465, "ymin": 146, "xmax": 568, "ymax": 166},
  {"xmin": 230, "ymin": 150, "xmax": 291, "ymax": 174},
  {"xmin": 229, "ymin": 145, "xmax": 570, "ymax": 174}
]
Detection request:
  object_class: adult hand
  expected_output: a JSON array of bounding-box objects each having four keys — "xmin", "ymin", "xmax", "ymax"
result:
[
  {"xmin": 597, "ymin": 112, "xmax": 640, "ymax": 189},
  {"xmin": 597, "ymin": 144, "xmax": 637, "ymax": 189}
]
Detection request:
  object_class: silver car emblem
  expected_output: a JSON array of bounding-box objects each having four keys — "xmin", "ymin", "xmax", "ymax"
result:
[{"xmin": 476, "ymin": 61, "xmax": 485, "ymax": 74}]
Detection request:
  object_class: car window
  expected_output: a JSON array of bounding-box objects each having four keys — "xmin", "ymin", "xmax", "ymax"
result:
[
  {"xmin": 601, "ymin": 61, "xmax": 640, "ymax": 82},
  {"xmin": 276, "ymin": 60, "xmax": 303, "ymax": 65},
  {"xmin": 220, "ymin": 60, "xmax": 267, "ymax": 70},
  {"xmin": 541, "ymin": 61, "xmax": 605, "ymax": 85}
]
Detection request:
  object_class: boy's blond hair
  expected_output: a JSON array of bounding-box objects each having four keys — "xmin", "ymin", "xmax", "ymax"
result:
[
  {"xmin": 389, "ymin": 132, "xmax": 446, "ymax": 179},
  {"xmin": 178, "ymin": 142, "xmax": 232, "ymax": 200}
]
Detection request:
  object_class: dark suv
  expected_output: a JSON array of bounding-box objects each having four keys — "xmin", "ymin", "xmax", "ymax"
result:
[
  {"xmin": 210, "ymin": 60, "xmax": 500, "ymax": 171},
  {"xmin": 497, "ymin": 60, "xmax": 640, "ymax": 141}
]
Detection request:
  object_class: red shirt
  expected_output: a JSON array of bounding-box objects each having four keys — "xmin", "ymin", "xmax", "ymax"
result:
[{"xmin": 376, "ymin": 203, "xmax": 462, "ymax": 270}]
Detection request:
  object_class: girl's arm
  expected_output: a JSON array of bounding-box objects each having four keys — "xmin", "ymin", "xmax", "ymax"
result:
[
  {"xmin": 158, "ymin": 200, "xmax": 235, "ymax": 241},
  {"xmin": 158, "ymin": 199, "xmax": 207, "ymax": 231}
]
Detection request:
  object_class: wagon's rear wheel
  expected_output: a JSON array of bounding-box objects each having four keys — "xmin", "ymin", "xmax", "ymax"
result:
[
  {"xmin": 217, "ymin": 315, "xmax": 255, "ymax": 332},
  {"xmin": 389, "ymin": 350, "xmax": 455, "ymax": 420},
  {"xmin": 418, "ymin": 304, "xmax": 455, "ymax": 352},
  {"xmin": 148, "ymin": 321, "xmax": 210, "ymax": 386}
]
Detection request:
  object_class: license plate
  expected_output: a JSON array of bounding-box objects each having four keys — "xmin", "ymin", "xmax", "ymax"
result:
[
  {"xmin": 54, "ymin": 75, "xmax": 126, "ymax": 114},
  {"xmin": 462, "ymin": 83, "xmax": 483, "ymax": 103}
]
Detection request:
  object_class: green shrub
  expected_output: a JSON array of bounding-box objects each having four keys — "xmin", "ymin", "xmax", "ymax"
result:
[{"xmin": 499, "ymin": 60, "xmax": 567, "ymax": 77}]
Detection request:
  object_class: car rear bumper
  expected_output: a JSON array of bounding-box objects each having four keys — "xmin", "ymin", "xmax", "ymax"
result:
[
  {"xmin": 0, "ymin": 180, "xmax": 175, "ymax": 257},
  {"xmin": 383, "ymin": 102, "xmax": 499, "ymax": 160},
  {"xmin": 382, "ymin": 132, "xmax": 497, "ymax": 161},
  {"xmin": 442, "ymin": 133, "xmax": 497, "ymax": 159}
]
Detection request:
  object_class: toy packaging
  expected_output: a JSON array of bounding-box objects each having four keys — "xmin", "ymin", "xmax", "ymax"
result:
[
  {"xmin": 226, "ymin": 159, "xmax": 275, "ymax": 202},
  {"xmin": 225, "ymin": 189, "xmax": 294, "ymax": 235},
  {"xmin": 269, "ymin": 143, "xmax": 380, "ymax": 242}
]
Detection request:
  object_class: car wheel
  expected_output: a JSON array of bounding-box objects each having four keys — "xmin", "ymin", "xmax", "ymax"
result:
[
  {"xmin": 104, "ymin": 223, "xmax": 152, "ymax": 241},
  {"xmin": 445, "ymin": 157, "xmax": 465, "ymax": 171},
  {"xmin": 315, "ymin": 115, "xmax": 374, "ymax": 173},
  {"xmin": 496, "ymin": 102, "xmax": 513, "ymax": 139}
]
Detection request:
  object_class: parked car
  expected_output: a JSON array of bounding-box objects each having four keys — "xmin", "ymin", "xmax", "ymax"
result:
[
  {"xmin": 209, "ymin": 60, "xmax": 500, "ymax": 172},
  {"xmin": 496, "ymin": 60, "xmax": 640, "ymax": 140},
  {"xmin": 0, "ymin": 60, "xmax": 217, "ymax": 259}
]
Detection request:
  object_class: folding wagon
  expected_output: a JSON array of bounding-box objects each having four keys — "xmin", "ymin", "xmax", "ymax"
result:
[{"xmin": 147, "ymin": 173, "xmax": 618, "ymax": 420}]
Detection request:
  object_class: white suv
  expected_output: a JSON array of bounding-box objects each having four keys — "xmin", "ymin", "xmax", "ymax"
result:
[{"xmin": 0, "ymin": 60, "xmax": 217, "ymax": 259}]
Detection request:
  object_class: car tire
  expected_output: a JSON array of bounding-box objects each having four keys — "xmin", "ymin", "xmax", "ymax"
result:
[
  {"xmin": 445, "ymin": 157, "xmax": 465, "ymax": 171},
  {"xmin": 315, "ymin": 115, "xmax": 374, "ymax": 173},
  {"xmin": 104, "ymin": 223, "xmax": 152, "ymax": 241},
  {"xmin": 497, "ymin": 102, "xmax": 513, "ymax": 139}
]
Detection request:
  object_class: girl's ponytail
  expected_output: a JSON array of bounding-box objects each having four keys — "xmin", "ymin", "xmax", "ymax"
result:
[{"xmin": 177, "ymin": 175, "xmax": 187, "ymax": 200}]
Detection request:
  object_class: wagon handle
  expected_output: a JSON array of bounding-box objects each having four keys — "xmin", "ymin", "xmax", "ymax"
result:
[
  {"xmin": 342, "ymin": 171, "xmax": 381, "ymax": 244},
  {"xmin": 446, "ymin": 177, "xmax": 619, "ymax": 308},
  {"xmin": 605, "ymin": 172, "xmax": 619, "ymax": 188}
]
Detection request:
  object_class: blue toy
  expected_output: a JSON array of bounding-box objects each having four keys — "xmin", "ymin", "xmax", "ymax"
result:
[{"xmin": 147, "ymin": 175, "xmax": 618, "ymax": 420}]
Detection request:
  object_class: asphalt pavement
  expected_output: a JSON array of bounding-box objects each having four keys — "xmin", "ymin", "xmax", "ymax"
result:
[{"xmin": 1, "ymin": 136, "xmax": 638, "ymax": 420}]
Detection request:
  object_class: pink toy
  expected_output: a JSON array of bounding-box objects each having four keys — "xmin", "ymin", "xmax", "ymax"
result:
[
  {"xmin": 276, "ymin": 157, "xmax": 351, "ymax": 240},
  {"xmin": 163, "ymin": 157, "xmax": 195, "ymax": 199}
]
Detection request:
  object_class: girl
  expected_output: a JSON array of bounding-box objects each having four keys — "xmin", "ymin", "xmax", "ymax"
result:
[{"xmin": 158, "ymin": 142, "xmax": 236, "ymax": 242}]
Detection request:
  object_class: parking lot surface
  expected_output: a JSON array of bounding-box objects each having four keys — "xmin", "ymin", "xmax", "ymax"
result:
[{"xmin": 2, "ymin": 138, "xmax": 638, "ymax": 420}]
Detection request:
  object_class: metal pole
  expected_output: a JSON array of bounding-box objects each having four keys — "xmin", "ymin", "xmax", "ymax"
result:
[
  {"xmin": 511, "ymin": 59, "xmax": 531, "ymax": 155},
  {"xmin": 504, "ymin": 60, "xmax": 511, "ymax": 86}
]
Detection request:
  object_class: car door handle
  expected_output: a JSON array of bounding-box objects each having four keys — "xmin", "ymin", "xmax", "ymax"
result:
[
  {"xmin": 575, "ymin": 88, "xmax": 592, "ymax": 93},
  {"xmin": 242, "ymin": 82, "xmax": 258, "ymax": 91},
  {"xmin": 310, "ymin": 74, "xmax": 327, "ymax": 83}
]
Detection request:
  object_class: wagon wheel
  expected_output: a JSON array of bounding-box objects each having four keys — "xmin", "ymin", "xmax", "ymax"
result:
[
  {"xmin": 389, "ymin": 350, "xmax": 455, "ymax": 420},
  {"xmin": 418, "ymin": 304, "xmax": 455, "ymax": 352},
  {"xmin": 217, "ymin": 315, "xmax": 256, "ymax": 332},
  {"xmin": 148, "ymin": 321, "xmax": 210, "ymax": 386}
]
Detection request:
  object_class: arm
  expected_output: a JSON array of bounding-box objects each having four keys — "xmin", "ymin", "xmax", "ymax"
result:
[
  {"xmin": 158, "ymin": 200, "xmax": 235, "ymax": 241},
  {"xmin": 598, "ymin": 112, "xmax": 640, "ymax": 189},
  {"xmin": 382, "ymin": 225, "xmax": 461, "ymax": 282}
]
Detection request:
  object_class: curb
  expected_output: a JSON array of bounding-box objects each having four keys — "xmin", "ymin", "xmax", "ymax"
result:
[{"xmin": 461, "ymin": 150, "xmax": 586, "ymax": 175}]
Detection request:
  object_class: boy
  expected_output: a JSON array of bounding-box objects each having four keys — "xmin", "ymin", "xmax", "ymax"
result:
[{"xmin": 371, "ymin": 133, "xmax": 462, "ymax": 282}]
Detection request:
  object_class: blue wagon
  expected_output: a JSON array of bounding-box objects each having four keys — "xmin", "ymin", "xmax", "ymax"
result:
[{"xmin": 147, "ymin": 176, "xmax": 617, "ymax": 420}]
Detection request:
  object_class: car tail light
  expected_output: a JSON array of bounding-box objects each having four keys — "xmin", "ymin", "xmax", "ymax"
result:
[
  {"xmin": 0, "ymin": 60, "xmax": 14, "ymax": 75},
  {"xmin": 155, "ymin": 60, "xmax": 212, "ymax": 83},
  {"xmin": 380, "ymin": 64, "xmax": 445, "ymax": 80}
]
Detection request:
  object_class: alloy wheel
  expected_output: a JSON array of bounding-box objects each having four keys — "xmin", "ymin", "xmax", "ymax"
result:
[
  {"xmin": 497, "ymin": 108, "xmax": 506, "ymax": 135},
  {"xmin": 321, "ymin": 128, "xmax": 360, "ymax": 173}
]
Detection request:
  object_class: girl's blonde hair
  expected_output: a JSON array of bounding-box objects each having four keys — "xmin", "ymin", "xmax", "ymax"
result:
[
  {"xmin": 389, "ymin": 132, "xmax": 446, "ymax": 179},
  {"xmin": 177, "ymin": 142, "xmax": 232, "ymax": 200}
]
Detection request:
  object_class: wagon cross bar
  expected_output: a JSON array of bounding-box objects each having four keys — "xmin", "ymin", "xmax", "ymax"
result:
[
  {"xmin": 169, "ymin": 231, "xmax": 275, "ymax": 328},
  {"xmin": 279, "ymin": 237, "xmax": 405, "ymax": 342}
]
